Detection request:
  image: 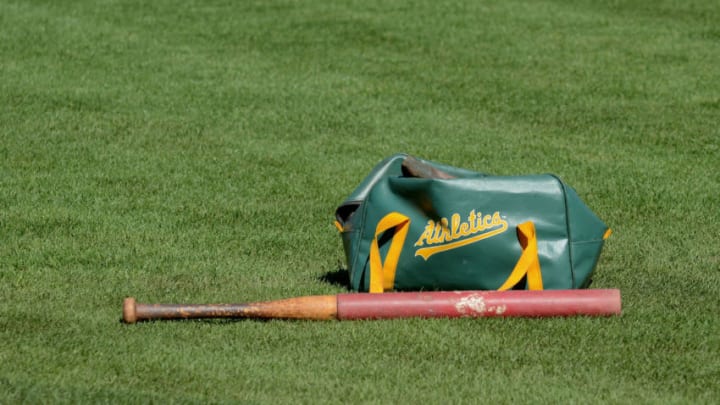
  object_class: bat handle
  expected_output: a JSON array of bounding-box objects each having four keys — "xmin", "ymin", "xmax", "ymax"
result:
[
  {"xmin": 122, "ymin": 295, "xmax": 338, "ymax": 322},
  {"xmin": 123, "ymin": 297, "xmax": 138, "ymax": 323}
]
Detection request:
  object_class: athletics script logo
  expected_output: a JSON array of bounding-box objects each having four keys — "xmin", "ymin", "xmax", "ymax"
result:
[{"xmin": 413, "ymin": 210, "xmax": 508, "ymax": 260}]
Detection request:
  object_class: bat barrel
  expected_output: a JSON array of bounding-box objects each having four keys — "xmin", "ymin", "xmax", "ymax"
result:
[{"xmin": 336, "ymin": 289, "xmax": 621, "ymax": 320}]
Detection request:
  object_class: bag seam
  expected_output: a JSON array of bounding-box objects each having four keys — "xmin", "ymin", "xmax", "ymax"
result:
[
  {"xmin": 550, "ymin": 174, "xmax": 576, "ymax": 288},
  {"xmin": 352, "ymin": 196, "xmax": 372, "ymax": 291}
]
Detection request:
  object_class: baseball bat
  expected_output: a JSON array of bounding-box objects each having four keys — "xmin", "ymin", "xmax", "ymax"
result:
[{"xmin": 123, "ymin": 289, "xmax": 621, "ymax": 323}]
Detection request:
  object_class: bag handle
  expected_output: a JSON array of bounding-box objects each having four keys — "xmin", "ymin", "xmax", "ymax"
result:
[
  {"xmin": 368, "ymin": 214, "xmax": 543, "ymax": 292},
  {"xmin": 497, "ymin": 221, "xmax": 543, "ymax": 291},
  {"xmin": 369, "ymin": 213, "xmax": 411, "ymax": 293}
]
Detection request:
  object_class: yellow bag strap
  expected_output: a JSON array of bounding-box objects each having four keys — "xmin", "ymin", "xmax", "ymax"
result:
[
  {"xmin": 367, "ymin": 215, "xmax": 542, "ymax": 293},
  {"xmin": 368, "ymin": 212, "xmax": 411, "ymax": 293},
  {"xmin": 497, "ymin": 221, "xmax": 543, "ymax": 291}
]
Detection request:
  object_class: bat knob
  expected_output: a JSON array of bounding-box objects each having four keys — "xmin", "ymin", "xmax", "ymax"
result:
[{"xmin": 123, "ymin": 297, "xmax": 137, "ymax": 323}]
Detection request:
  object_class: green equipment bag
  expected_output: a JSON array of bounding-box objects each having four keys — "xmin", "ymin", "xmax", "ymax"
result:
[{"xmin": 334, "ymin": 154, "xmax": 611, "ymax": 293}]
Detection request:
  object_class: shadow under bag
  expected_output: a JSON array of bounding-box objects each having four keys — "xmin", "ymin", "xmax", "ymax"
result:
[{"xmin": 335, "ymin": 154, "xmax": 611, "ymax": 293}]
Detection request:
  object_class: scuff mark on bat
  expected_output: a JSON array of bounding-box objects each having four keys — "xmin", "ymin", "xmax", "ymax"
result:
[
  {"xmin": 455, "ymin": 294, "xmax": 507, "ymax": 316},
  {"xmin": 455, "ymin": 294, "xmax": 486, "ymax": 315}
]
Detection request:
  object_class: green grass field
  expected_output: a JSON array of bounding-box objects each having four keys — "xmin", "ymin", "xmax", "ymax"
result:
[{"xmin": 1, "ymin": 0, "xmax": 719, "ymax": 403}]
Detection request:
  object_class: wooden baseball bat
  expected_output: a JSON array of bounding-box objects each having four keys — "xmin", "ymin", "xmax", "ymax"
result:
[{"xmin": 123, "ymin": 289, "xmax": 621, "ymax": 323}]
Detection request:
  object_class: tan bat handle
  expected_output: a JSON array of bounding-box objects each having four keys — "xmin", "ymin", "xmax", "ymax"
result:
[{"xmin": 122, "ymin": 295, "xmax": 338, "ymax": 323}]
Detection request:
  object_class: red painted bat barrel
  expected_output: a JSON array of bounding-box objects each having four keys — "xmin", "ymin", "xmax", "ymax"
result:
[{"xmin": 336, "ymin": 289, "xmax": 621, "ymax": 320}]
